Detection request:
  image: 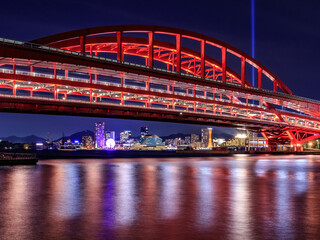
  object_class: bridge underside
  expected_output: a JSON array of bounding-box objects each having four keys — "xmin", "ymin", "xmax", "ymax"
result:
[{"xmin": 0, "ymin": 96, "xmax": 282, "ymax": 130}]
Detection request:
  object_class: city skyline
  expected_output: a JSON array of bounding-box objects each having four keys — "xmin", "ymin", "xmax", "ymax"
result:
[{"xmin": 0, "ymin": 113, "xmax": 236, "ymax": 140}]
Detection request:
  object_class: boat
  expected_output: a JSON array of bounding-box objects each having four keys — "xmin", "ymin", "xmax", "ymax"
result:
[{"xmin": 0, "ymin": 152, "xmax": 38, "ymax": 165}]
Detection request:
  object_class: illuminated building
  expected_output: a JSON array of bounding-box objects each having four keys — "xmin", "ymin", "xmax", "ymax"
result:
[
  {"xmin": 208, "ymin": 128, "xmax": 213, "ymax": 148},
  {"xmin": 140, "ymin": 126, "xmax": 149, "ymax": 138},
  {"xmin": 191, "ymin": 134, "xmax": 200, "ymax": 143},
  {"xmin": 173, "ymin": 137, "xmax": 185, "ymax": 146},
  {"xmin": 82, "ymin": 135, "xmax": 93, "ymax": 149},
  {"xmin": 201, "ymin": 128, "xmax": 209, "ymax": 147},
  {"xmin": 120, "ymin": 130, "xmax": 132, "ymax": 143},
  {"xmin": 185, "ymin": 136, "xmax": 191, "ymax": 145},
  {"xmin": 95, "ymin": 122, "xmax": 105, "ymax": 149},
  {"xmin": 139, "ymin": 135, "xmax": 163, "ymax": 147},
  {"xmin": 164, "ymin": 139, "xmax": 173, "ymax": 146},
  {"xmin": 105, "ymin": 131, "xmax": 115, "ymax": 140}
]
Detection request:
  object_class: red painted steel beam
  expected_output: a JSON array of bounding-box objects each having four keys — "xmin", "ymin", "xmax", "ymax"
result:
[
  {"xmin": 273, "ymin": 81, "xmax": 278, "ymax": 92},
  {"xmin": 117, "ymin": 31, "xmax": 123, "ymax": 61},
  {"xmin": 241, "ymin": 57, "xmax": 245, "ymax": 85},
  {"xmin": 176, "ymin": 34, "xmax": 181, "ymax": 73},
  {"xmin": 201, "ymin": 40, "xmax": 205, "ymax": 78},
  {"xmin": 258, "ymin": 67, "xmax": 262, "ymax": 89},
  {"xmin": 148, "ymin": 31, "xmax": 154, "ymax": 67},
  {"xmin": 79, "ymin": 36, "xmax": 86, "ymax": 54},
  {"xmin": 222, "ymin": 47, "xmax": 226, "ymax": 82}
]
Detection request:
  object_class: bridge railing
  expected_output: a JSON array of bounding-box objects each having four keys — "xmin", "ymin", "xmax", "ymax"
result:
[
  {"xmin": 0, "ymin": 91, "xmax": 319, "ymax": 131},
  {"xmin": 3, "ymin": 37, "xmax": 319, "ymax": 106},
  {"xmin": 1, "ymin": 36, "xmax": 320, "ymax": 123}
]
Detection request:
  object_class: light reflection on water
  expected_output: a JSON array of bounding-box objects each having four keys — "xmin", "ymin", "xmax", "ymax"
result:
[{"xmin": 0, "ymin": 155, "xmax": 320, "ymax": 239}]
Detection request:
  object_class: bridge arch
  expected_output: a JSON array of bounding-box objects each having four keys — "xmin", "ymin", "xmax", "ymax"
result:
[{"xmin": 32, "ymin": 25, "xmax": 292, "ymax": 95}]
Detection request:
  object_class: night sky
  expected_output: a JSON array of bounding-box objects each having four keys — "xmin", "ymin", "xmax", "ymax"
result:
[{"xmin": 0, "ymin": 0, "xmax": 319, "ymax": 139}]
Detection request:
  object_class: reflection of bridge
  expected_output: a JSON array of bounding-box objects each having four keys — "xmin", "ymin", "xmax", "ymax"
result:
[{"xmin": 0, "ymin": 25, "xmax": 319, "ymax": 150}]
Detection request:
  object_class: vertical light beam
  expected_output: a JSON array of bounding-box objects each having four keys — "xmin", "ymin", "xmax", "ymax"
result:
[{"xmin": 251, "ymin": 0, "xmax": 255, "ymax": 87}]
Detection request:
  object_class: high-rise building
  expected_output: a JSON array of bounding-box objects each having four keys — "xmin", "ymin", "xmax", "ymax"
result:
[
  {"xmin": 191, "ymin": 134, "xmax": 200, "ymax": 143},
  {"xmin": 185, "ymin": 136, "xmax": 191, "ymax": 145},
  {"xmin": 201, "ymin": 128, "xmax": 209, "ymax": 146},
  {"xmin": 140, "ymin": 126, "xmax": 149, "ymax": 138},
  {"xmin": 95, "ymin": 122, "xmax": 105, "ymax": 149},
  {"xmin": 82, "ymin": 135, "xmax": 93, "ymax": 149},
  {"xmin": 105, "ymin": 131, "xmax": 115, "ymax": 140},
  {"xmin": 120, "ymin": 130, "xmax": 132, "ymax": 143}
]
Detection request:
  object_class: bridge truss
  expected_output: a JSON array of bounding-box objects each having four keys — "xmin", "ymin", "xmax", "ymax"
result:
[{"xmin": 0, "ymin": 25, "xmax": 319, "ymax": 150}]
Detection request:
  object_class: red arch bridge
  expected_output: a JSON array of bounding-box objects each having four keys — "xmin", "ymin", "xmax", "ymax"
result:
[{"xmin": 0, "ymin": 25, "xmax": 319, "ymax": 150}]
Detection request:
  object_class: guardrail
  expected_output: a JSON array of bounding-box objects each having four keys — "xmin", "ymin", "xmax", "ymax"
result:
[{"xmin": 1, "ymin": 37, "xmax": 319, "ymax": 106}]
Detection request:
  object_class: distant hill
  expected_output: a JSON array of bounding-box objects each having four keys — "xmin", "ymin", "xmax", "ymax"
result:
[
  {"xmin": 160, "ymin": 133, "xmax": 189, "ymax": 140},
  {"xmin": 0, "ymin": 135, "xmax": 46, "ymax": 143},
  {"xmin": 54, "ymin": 130, "xmax": 94, "ymax": 142},
  {"xmin": 160, "ymin": 131, "xmax": 233, "ymax": 140}
]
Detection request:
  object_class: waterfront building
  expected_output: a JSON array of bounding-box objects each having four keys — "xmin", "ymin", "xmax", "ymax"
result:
[
  {"xmin": 191, "ymin": 134, "xmax": 200, "ymax": 143},
  {"xmin": 164, "ymin": 139, "xmax": 173, "ymax": 146},
  {"xmin": 120, "ymin": 130, "xmax": 132, "ymax": 143},
  {"xmin": 95, "ymin": 122, "xmax": 105, "ymax": 149},
  {"xmin": 105, "ymin": 130, "xmax": 115, "ymax": 140},
  {"xmin": 201, "ymin": 128, "xmax": 209, "ymax": 146},
  {"xmin": 82, "ymin": 135, "xmax": 94, "ymax": 149},
  {"xmin": 140, "ymin": 126, "xmax": 149, "ymax": 138},
  {"xmin": 185, "ymin": 136, "xmax": 191, "ymax": 145},
  {"xmin": 139, "ymin": 134, "xmax": 164, "ymax": 147},
  {"xmin": 173, "ymin": 137, "xmax": 185, "ymax": 146}
]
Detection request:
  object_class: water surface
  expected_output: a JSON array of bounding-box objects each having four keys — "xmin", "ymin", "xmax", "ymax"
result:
[{"xmin": 0, "ymin": 155, "xmax": 320, "ymax": 239}]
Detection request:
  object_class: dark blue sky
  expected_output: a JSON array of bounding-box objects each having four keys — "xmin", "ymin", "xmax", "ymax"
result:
[{"xmin": 0, "ymin": 0, "xmax": 319, "ymax": 139}]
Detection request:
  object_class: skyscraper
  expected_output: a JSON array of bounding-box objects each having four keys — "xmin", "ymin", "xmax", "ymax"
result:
[
  {"xmin": 82, "ymin": 135, "xmax": 93, "ymax": 149},
  {"xmin": 120, "ymin": 130, "xmax": 132, "ymax": 143},
  {"xmin": 191, "ymin": 134, "xmax": 200, "ymax": 143},
  {"xmin": 140, "ymin": 126, "xmax": 149, "ymax": 138},
  {"xmin": 95, "ymin": 122, "xmax": 105, "ymax": 149},
  {"xmin": 105, "ymin": 131, "xmax": 115, "ymax": 140},
  {"xmin": 201, "ymin": 128, "xmax": 209, "ymax": 147}
]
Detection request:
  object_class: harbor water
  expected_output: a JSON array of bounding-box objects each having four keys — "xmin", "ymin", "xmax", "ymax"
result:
[{"xmin": 0, "ymin": 155, "xmax": 320, "ymax": 239}]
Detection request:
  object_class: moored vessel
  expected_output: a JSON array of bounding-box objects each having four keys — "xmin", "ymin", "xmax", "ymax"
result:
[{"xmin": 0, "ymin": 152, "xmax": 38, "ymax": 165}]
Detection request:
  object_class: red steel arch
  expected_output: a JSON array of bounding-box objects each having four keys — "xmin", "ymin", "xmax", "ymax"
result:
[{"xmin": 32, "ymin": 25, "xmax": 292, "ymax": 95}]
